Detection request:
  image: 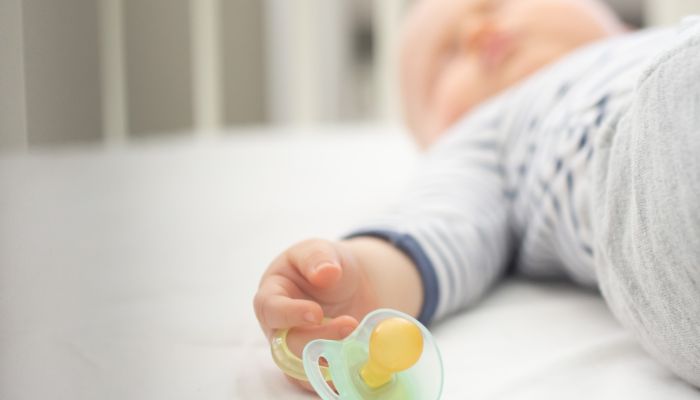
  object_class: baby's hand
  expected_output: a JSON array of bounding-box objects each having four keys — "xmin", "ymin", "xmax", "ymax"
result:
[{"xmin": 254, "ymin": 239, "xmax": 379, "ymax": 390}]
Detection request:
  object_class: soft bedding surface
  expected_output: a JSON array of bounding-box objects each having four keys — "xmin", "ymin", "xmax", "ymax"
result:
[{"xmin": 1, "ymin": 126, "xmax": 698, "ymax": 399}]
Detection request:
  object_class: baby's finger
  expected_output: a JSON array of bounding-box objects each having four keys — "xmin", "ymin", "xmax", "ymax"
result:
[
  {"xmin": 261, "ymin": 294, "xmax": 324, "ymax": 331},
  {"xmin": 254, "ymin": 276, "xmax": 324, "ymax": 332},
  {"xmin": 287, "ymin": 239, "xmax": 344, "ymax": 289},
  {"xmin": 286, "ymin": 315, "xmax": 359, "ymax": 357}
]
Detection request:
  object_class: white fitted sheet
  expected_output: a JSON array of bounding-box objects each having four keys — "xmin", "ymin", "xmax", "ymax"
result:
[{"xmin": 1, "ymin": 126, "xmax": 697, "ymax": 399}]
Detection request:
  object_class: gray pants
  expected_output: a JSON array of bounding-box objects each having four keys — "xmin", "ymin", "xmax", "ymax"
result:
[{"xmin": 593, "ymin": 18, "xmax": 700, "ymax": 387}]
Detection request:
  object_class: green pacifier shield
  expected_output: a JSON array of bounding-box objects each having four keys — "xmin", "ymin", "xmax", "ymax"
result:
[{"xmin": 301, "ymin": 309, "xmax": 443, "ymax": 400}]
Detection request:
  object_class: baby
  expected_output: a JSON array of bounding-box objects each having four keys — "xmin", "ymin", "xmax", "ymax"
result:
[{"xmin": 254, "ymin": 0, "xmax": 700, "ymax": 391}]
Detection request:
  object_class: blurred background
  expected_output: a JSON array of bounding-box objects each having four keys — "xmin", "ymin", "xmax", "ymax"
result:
[{"xmin": 1, "ymin": 0, "xmax": 699, "ymax": 152}]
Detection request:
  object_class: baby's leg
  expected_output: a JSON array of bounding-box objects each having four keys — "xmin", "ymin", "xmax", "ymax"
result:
[{"xmin": 593, "ymin": 18, "xmax": 700, "ymax": 387}]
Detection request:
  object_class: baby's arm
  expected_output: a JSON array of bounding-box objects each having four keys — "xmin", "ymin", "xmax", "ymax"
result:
[
  {"xmin": 348, "ymin": 110, "xmax": 514, "ymax": 324},
  {"xmin": 345, "ymin": 236, "xmax": 424, "ymax": 316}
]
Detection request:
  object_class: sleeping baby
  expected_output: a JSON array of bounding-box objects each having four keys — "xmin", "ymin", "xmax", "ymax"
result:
[{"xmin": 254, "ymin": 0, "xmax": 700, "ymax": 390}]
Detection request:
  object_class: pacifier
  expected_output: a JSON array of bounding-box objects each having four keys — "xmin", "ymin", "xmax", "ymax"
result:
[{"xmin": 271, "ymin": 309, "xmax": 443, "ymax": 399}]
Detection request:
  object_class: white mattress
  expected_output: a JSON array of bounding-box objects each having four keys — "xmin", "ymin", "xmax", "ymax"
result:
[{"xmin": 1, "ymin": 125, "xmax": 698, "ymax": 399}]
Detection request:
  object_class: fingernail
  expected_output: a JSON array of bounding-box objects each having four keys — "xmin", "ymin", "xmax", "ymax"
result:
[
  {"xmin": 304, "ymin": 312, "xmax": 318, "ymax": 323},
  {"xmin": 314, "ymin": 262, "xmax": 338, "ymax": 273}
]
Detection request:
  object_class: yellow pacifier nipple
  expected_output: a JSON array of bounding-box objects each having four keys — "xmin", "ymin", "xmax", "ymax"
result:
[{"xmin": 360, "ymin": 317, "xmax": 424, "ymax": 389}]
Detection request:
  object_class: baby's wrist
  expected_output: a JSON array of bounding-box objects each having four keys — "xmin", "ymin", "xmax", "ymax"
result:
[{"xmin": 341, "ymin": 237, "xmax": 423, "ymax": 318}]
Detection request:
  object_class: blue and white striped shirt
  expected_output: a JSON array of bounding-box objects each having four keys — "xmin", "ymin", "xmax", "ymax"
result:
[{"xmin": 349, "ymin": 27, "xmax": 678, "ymax": 325}]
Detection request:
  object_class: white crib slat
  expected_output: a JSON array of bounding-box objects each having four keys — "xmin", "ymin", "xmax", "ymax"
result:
[
  {"xmin": 99, "ymin": 0, "xmax": 128, "ymax": 144},
  {"xmin": 373, "ymin": 0, "xmax": 403, "ymax": 123},
  {"xmin": 191, "ymin": 0, "xmax": 222, "ymax": 135},
  {"xmin": 264, "ymin": 0, "xmax": 320, "ymax": 128},
  {"xmin": 645, "ymin": 0, "xmax": 700, "ymax": 25}
]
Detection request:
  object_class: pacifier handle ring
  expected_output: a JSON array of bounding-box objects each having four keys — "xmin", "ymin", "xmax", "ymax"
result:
[
  {"xmin": 303, "ymin": 340, "xmax": 340, "ymax": 400},
  {"xmin": 270, "ymin": 325, "xmax": 332, "ymax": 382}
]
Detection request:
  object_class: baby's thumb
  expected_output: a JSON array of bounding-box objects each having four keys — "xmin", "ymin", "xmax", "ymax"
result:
[{"xmin": 288, "ymin": 239, "xmax": 344, "ymax": 288}]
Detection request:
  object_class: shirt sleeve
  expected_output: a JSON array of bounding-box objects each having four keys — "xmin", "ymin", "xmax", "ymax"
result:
[{"xmin": 346, "ymin": 104, "xmax": 515, "ymax": 325}]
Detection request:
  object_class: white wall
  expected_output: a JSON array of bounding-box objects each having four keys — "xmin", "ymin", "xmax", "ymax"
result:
[
  {"xmin": 222, "ymin": 0, "xmax": 266, "ymax": 126},
  {"xmin": 123, "ymin": 0, "xmax": 193, "ymax": 137},
  {"xmin": 0, "ymin": 0, "xmax": 27, "ymax": 150},
  {"xmin": 22, "ymin": 0, "xmax": 103, "ymax": 146},
  {"xmin": 0, "ymin": 0, "xmax": 103, "ymax": 149}
]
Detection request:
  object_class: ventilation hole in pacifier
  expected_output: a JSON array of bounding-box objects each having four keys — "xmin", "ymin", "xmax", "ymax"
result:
[
  {"xmin": 319, "ymin": 356, "xmax": 329, "ymax": 368},
  {"xmin": 316, "ymin": 356, "xmax": 339, "ymax": 394}
]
